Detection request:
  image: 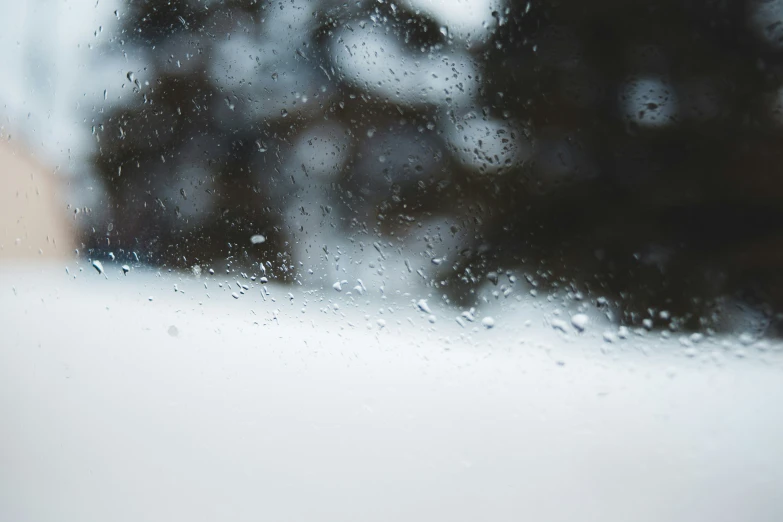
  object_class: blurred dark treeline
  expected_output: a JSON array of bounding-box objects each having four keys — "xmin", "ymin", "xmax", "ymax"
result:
[{"xmin": 85, "ymin": 0, "xmax": 783, "ymax": 333}]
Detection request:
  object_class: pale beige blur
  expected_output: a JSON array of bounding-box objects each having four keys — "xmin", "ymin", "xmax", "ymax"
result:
[{"xmin": 0, "ymin": 141, "xmax": 75, "ymax": 259}]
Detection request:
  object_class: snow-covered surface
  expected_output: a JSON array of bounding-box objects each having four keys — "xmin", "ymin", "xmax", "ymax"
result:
[{"xmin": 1, "ymin": 262, "xmax": 782, "ymax": 522}]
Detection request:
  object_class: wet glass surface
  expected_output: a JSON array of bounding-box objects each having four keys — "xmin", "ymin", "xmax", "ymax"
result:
[{"xmin": 1, "ymin": 1, "xmax": 783, "ymax": 521}]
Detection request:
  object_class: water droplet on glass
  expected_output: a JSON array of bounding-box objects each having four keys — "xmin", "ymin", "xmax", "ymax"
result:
[
  {"xmin": 417, "ymin": 299, "xmax": 432, "ymax": 314},
  {"xmin": 168, "ymin": 325, "xmax": 179, "ymax": 337},
  {"xmin": 92, "ymin": 260, "xmax": 104, "ymax": 274},
  {"xmin": 551, "ymin": 318, "xmax": 569, "ymax": 333},
  {"xmin": 571, "ymin": 313, "xmax": 589, "ymax": 332},
  {"xmin": 482, "ymin": 316, "xmax": 495, "ymax": 329},
  {"xmin": 250, "ymin": 234, "xmax": 266, "ymax": 245},
  {"xmin": 332, "ymin": 281, "xmax": 342, "ymax": 292},
  {"xmin": 121, "ymin": 264, "xmax": 130, "ymax": 275}
]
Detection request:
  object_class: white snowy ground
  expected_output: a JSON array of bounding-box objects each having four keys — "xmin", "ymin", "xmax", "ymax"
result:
[{"xmin": 1, "ymin": 261, "xmax": 782, "ymax": 522}]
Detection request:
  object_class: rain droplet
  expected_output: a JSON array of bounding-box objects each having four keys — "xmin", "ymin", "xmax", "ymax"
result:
[
  {"xmin": 487, "ymin": 271, "xmax": 499, "ymax": 285},
  {"xmin": 281, "ymin": 109, "xmax": 288, "ymax": 117},
  {"xmin": 121, "ymin": 265, "xmax": 130, "ymax": 274},
  {"xmin": 332, "ymin": 281, "xmax": 342, "ymax": 292},
  {"xmin": 92, "ymin": 260, "xmax": 104, "ymax": 274},
  {"xmin": 551, "ymin": 318, "xmax": 569, "ymax": 333},
  {"xmin": 168, "ymin": 325, "xmax": 179, "ymax": 337},
  {"xmin": 250, "ymin": 234, "xmax": 266, "ymax": 245},
  {"xmin": 482, "ymin": 316, "xmax": 495, "ymax": 329},
  {"xmin": 417, "ymin": 299, "xmax": 432, "ymax": 314},
  {"xmin": 571, "ymin": 313, "xmax": 589, "ymax": 332}
]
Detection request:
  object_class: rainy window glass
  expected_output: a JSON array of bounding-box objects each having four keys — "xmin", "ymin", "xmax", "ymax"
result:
[{"xmin": 2, "ymin": 1, "xmax": 783, "ymax": 520}]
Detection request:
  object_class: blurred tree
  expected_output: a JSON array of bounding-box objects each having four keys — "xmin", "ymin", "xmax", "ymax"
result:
[{"xmin": 87, "ymin": 0, "xmax": 783, "ymax": 333}]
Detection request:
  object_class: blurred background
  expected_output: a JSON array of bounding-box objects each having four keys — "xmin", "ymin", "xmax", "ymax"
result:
[
  {"xmin": 6, "ymin": 6, "xmax": 783, "ymax": 521},
  {"xmin": 4, "ymin": 0, "xmax": 783, "ymax": 335}
]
